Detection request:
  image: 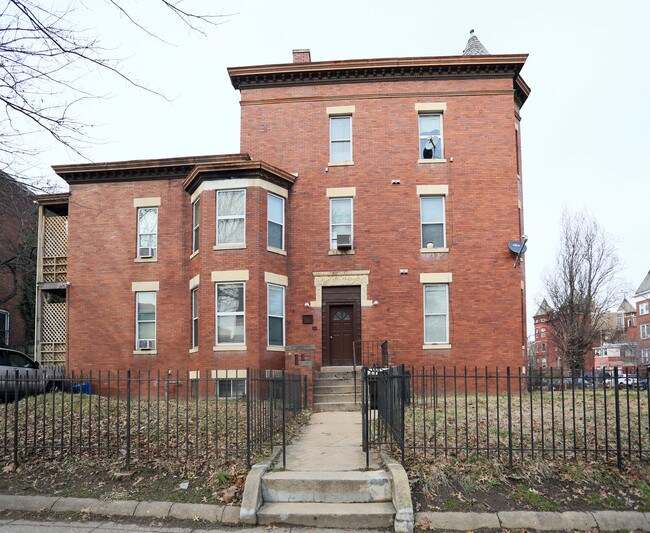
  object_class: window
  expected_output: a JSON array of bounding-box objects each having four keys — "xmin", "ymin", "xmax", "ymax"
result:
[
  {"xmin": 267, "ymin": 194, "xmax": 285, "ymax": 250},
  {"xmin": 330, "ymin": 115, "xmax": 352, "ymax": 163},
  {"xmin": 136, "ymin": 292, "xmax": 156, "ymax": 350},
  {"xmin": 420, "ymin": 196, "xmax": 445, "ymax": 249},
  {"xmin": 192, "ymin": 198, "xmax": 200, "ymax": 253},
  {"xmin": 641, "ymin": 324, "xmax": 650, "ymax": 340},
  {"xmin": 330, "ymin": 198, "xmax": 353, "ymax": 249},
  {"xmin": 423, "ymin": 284, "xmax": 449, "ymax": 344},
  {"xmin": 217, "ymin": 378, "xmax": 246, "ymax": 399},
  {"xmin": 217, "ymin": 190, "xmax": 246, "ymax": 245},
  {"xmin": 216, "ymin": 282, "xmax": 245, "ymax": 344},
  {"xmin": 541, "ymin": 328, "xmax": 546, "ymax": 338},
  {"xmin": 268, "ymin": 284, "xmax": 285, "ymax": 347},
  {"xmin": 191, "ymin": 287, "xmax": 199, "ymax": 349},
  {"xmin": 419, "ymin": 114, "xmax": 443, "ymax": 159},
  {"xmin": 0, "ymin": 311, "xmax": 8, "ymax": 346},
  {"xmin": 541, "ymin": 342, "xmax": 547, "ymax": 353},
  {"xmin": 642, "ymin": 349, "xmax": 650, "ymax": 364},
  {"xmin": 137, "ymin": 208, "xmax": 158, "ymax": 258},
  {"xmin": 640, "ymin": 302, "xmax": 649, "ymax": 316},
  {"xmin": 541, "ymin": 357, "xmax": 547, "ymax": 369}
]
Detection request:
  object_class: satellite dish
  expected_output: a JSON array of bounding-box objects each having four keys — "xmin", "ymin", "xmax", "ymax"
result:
[{"xmin": 508, "ymin": 240, "xmax": 527, "ymax": 254}]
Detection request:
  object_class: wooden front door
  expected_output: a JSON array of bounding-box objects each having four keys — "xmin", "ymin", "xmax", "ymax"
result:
[{"xmin": 329, "ymin": 305, "xmax": 355, "ymax": 366}]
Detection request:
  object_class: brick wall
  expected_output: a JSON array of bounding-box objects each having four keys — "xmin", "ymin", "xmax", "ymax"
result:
[{"xmin": 240, "ymin": 76, "xmax": 527, "ymax": 370}]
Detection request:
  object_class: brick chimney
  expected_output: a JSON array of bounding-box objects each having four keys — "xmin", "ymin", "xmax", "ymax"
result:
[{"xmin": 292, "ymin": 49, "xmax": 311, "ymax": 63}]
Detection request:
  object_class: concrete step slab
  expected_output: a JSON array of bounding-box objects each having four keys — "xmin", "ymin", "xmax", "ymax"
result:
[
  {"xmin": 262, "ymin": 470, "xmax": 391, "ymax": 503},
  {"xmin": 313, "ymin": 393, "xmax": 359, "ymax": 404},
  {"xmin": 313, "ymin": 402, "xmax": 360, "ymax": 412},
  {"xmin": 257, "ymin": 502, "xmax": 395, "ymax": 528},
  {"xmin": 313, "ymin": 384, "xmax": 357, "ymax": 394}
]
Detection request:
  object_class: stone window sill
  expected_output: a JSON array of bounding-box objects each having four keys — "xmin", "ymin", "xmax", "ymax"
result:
[
  {"xmin": 189, "ymin": 347, "xmax": 198, "ymax": 354},
  {"xmin": 329, "ymin": 249, "xmax": 355, "ymax": 256},
  {"xmin": 267, "ymin": 346, "xmax": 285, "ymax": 352},
  {"xmin": 420, "ymin": 247, "xmax": 449, "ymax": 253},
  {"xmin": 422, "ymin": 344, "xmax": 451, "ymax": 350},
  {"xmin": 134, "ymin": 257, "xmax": 157, "ymax": 263},
  {"xmin": 133, "ymin": 350, "xmax": 158, "ymax": 355},
  {"xmin": 328, "ymin": 161, "xmax": 354, "ymax": 167},
  {"xmin": 268, "ymin": 246, "xmax": 287, "ymax": 256},
  {"xmin": 418, "ymin": 159, "xmax": 447, "ymax": 164},
  {"xmin": 189, "ymin": 250, "xmax": 199, "ymax": 260},
  {"xmin": 213, "ymin": 344, "xmax": 247, "ymax": 352},
  {"xmin": 214, "ymin": 243, "xmax": 246, "ymax": 251}
]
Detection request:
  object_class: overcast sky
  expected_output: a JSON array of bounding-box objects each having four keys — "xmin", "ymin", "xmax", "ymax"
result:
[{"xmin": 26, "ymin": 0, "xmax": 650, "ymax": 334}]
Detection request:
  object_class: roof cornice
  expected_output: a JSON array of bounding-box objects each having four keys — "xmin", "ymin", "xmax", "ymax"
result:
[
  {"xmin": 182, "ymin": 160, "xmax": 296, "ymax": 194},
  {"xmin": 228, "ymin": 53, "xmax": 530, "ymax": 106},
  {"xmin": 52, "ymin": 154, "xmax": 251, "ymax": 185}
]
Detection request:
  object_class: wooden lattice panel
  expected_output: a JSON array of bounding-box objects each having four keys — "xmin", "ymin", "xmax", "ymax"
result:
[
  {"xmin": 42, "ymin": 256, "xmax": 67, "ymax": 282},
  {"xmin": 40, "ymin": 342, "xmax": 66, "ymax": 367},
  {"xmin": 44, "ymin": 215, "xmax": 68, "ymax": 257},
  {"xmin": 42, "ymin": 302, "xmax": 66, "ymax": 343}
]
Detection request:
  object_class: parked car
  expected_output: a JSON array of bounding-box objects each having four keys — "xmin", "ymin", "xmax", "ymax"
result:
[
  {"xmin": 604, "ymin": 375, "xmax": 638, "ymax": 390},
  {"xmin": 637, "ymin": 378, "xmax": 648, "ymax": 391},
  {"xmin": 0, "ymin": 348, "xmax": 63, "ymax": 401}
]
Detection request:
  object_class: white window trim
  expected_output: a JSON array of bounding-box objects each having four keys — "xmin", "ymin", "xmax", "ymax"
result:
[
  {"xmin": 137, "ymin": 207, "xmax": 158, "ymax": 259},
  {"xmin": 330, "ymin": 197, "xmax": 353, "ymax": 250},
  {"xmin": 215, "ymin": 282, "xmax": 246, "ymax": 346},
  {"xmin": 641, "ymin": 323, "xmax": 650, "ymax": 340},
  {"xmin": 420, "ymin": 195, "xmax": 446, "ymax": 251},
  {"xmin": 135, "ymin": 292, "xmax": 156, "ymax": 351},
  {"xmin": 267, "ymin": 283, "xmax": 285, "ymax": 349},
  {"xmin": 640, "ymin": 302, "xmax": 649, "ymax": 316},
  {"xmin": 192, "ymin": 198, "xmax": 200, "ymax": 254},
  {"xmin": 216, "ymin": 189, "xmax": 246, "ymax": 246},
  {"xmin": 418, "ymin": 112, "xmax": 445, "ymax": 162},
  {"xmin": 191, "ymin": 286, "xmax": 199, "ymax": 349},
  {"xmin": 267, "ymin": 193, "xmax": 285, "ymax": 252},
  {"xmin": 329, "ymin": 115, "xmax": 353, "ymax": 165},
  {"xmin": 423, "ymin": 284, "xmax": 449, "ymax": 346},
  {"xmin": 0, "ymin": 310, "xmax": 8, "ymax": 346}
]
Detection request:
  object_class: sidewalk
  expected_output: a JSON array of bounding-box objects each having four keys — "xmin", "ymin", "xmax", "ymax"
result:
[{"xmin": 283, "ymin": 411, "xmax": 380, "ymax": 471}]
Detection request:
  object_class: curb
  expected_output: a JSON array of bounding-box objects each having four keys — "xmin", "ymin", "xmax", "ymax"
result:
[
  {"xmin": 415, "ymin": 510, "xmax": 650, "ymax": 531},
  {"xmin": 0, "ymin": 494, "xmax": 241, "ymax": 525}
]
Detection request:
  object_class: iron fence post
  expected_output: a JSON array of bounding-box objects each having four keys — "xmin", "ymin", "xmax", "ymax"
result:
[
  {"xmin": 507, "ymin": 367, "xmax": 513, "ymax": 469},
  {"xmin": 400, "ymin": 364, "xmax": 406, "ymax": 463},
  {"xmin": 303, "ymin": 375, "xmax": 307, "ymax": 409},
  {"xmin": 246, "ymin": 368, "xmax": 251, "ymax": 468},
  {"xmin": 282, "ymin": 370, "xmax": 287, "ymax": 469},
  {"xmin": 613, "ymin": 367, "xmax": 622, "ymax": 470},
  {"xmin": 13, "ymin": 370, "xmax": 19, "ymax": 467},
  {"xmin": 126, "ymin": 369, "xmax": 131, "ymax": 470}
]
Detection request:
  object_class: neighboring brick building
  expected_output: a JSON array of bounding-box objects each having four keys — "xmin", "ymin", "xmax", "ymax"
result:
[
  {"xmin": 36, "ymin": 34, "xmax": 530, "ymax": 374},
  {"xmin": 0, "ymin": 174, "xmax": 37, "ymax": 353},
  {"xmin": 635, "ymin": 271, "xmax": 650, "ymax": 365},
  {"xmin": 532, "ymin": 300, "xmax": 558, "ymax": 369}
]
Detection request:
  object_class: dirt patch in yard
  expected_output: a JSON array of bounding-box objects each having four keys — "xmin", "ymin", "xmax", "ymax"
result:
[
  {"xmin": 409, "ymin": 455, "xmax": 650, "ymax": 513},
  {"xmin": 0, "ymin": 456, "xmax": 247, "ymax": 505}
]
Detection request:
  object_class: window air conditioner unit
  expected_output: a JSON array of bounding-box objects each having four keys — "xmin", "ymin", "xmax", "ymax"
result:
[
  {"xmin": 137, "ymin": 339, "xmax": 156, "ymax": 350},
  {"xmin": 138, "ymin": 247, "xmax": 155, "ymax": 258},
  {"xmin": 336, "ymin": 234, "xmax": 352, "ymax": 249}
]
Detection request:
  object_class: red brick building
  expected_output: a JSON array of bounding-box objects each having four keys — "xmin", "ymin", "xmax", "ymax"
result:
[
  {"xmin": 0, "ymin": 175, "xmax": 37, "ymax": 354},
  {"xmin": 36, "ymin": 36, "xmax": 530, "ymax": 374},
  {"xmin": 635, "ymin": 271, "xmax": 650, "ymax": 365}
]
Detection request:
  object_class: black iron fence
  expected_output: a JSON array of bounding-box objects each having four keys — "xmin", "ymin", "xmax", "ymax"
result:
[
  {"xmin": 354, "ymin": 340, "xmax": 390, "ymax": 369},
  {"xmin": 0, "ymin": 368, "xmax": 306, "ymax": 469},
  {"xmin": 362, "ymin": 365, "xmax": 650, "ymax": 469}
]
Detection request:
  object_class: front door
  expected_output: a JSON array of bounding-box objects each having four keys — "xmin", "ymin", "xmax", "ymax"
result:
[{"xmin": 329, "ymin": 305, "xmax": 354, "ymax": 366}]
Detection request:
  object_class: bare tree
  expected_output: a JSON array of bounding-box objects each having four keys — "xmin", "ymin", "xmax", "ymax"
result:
[
  {"xmin": 0, "ymin": 172, "xmax": 37, "ymax": 307},
  {"xmin": 544, "ymin": 210, "xmax": 625, "ymax": 371},
  {"xmin": 0, "ymin": 0, "xmax": 229, "ymax": 184}
]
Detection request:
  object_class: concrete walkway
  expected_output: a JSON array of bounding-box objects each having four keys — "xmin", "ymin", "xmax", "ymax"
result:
[{"xmin": 283, "ymin": 411, "xmax": 380, "ymax": 471}]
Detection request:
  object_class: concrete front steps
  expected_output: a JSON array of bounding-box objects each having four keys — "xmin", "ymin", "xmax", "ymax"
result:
[
  {"xmin": 313, "ymin": 366, "xmax": 362, "ymax": 412},
  {"xmin": 257, "ymin": 470, "xmax": 396, "ymax": 529}
]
